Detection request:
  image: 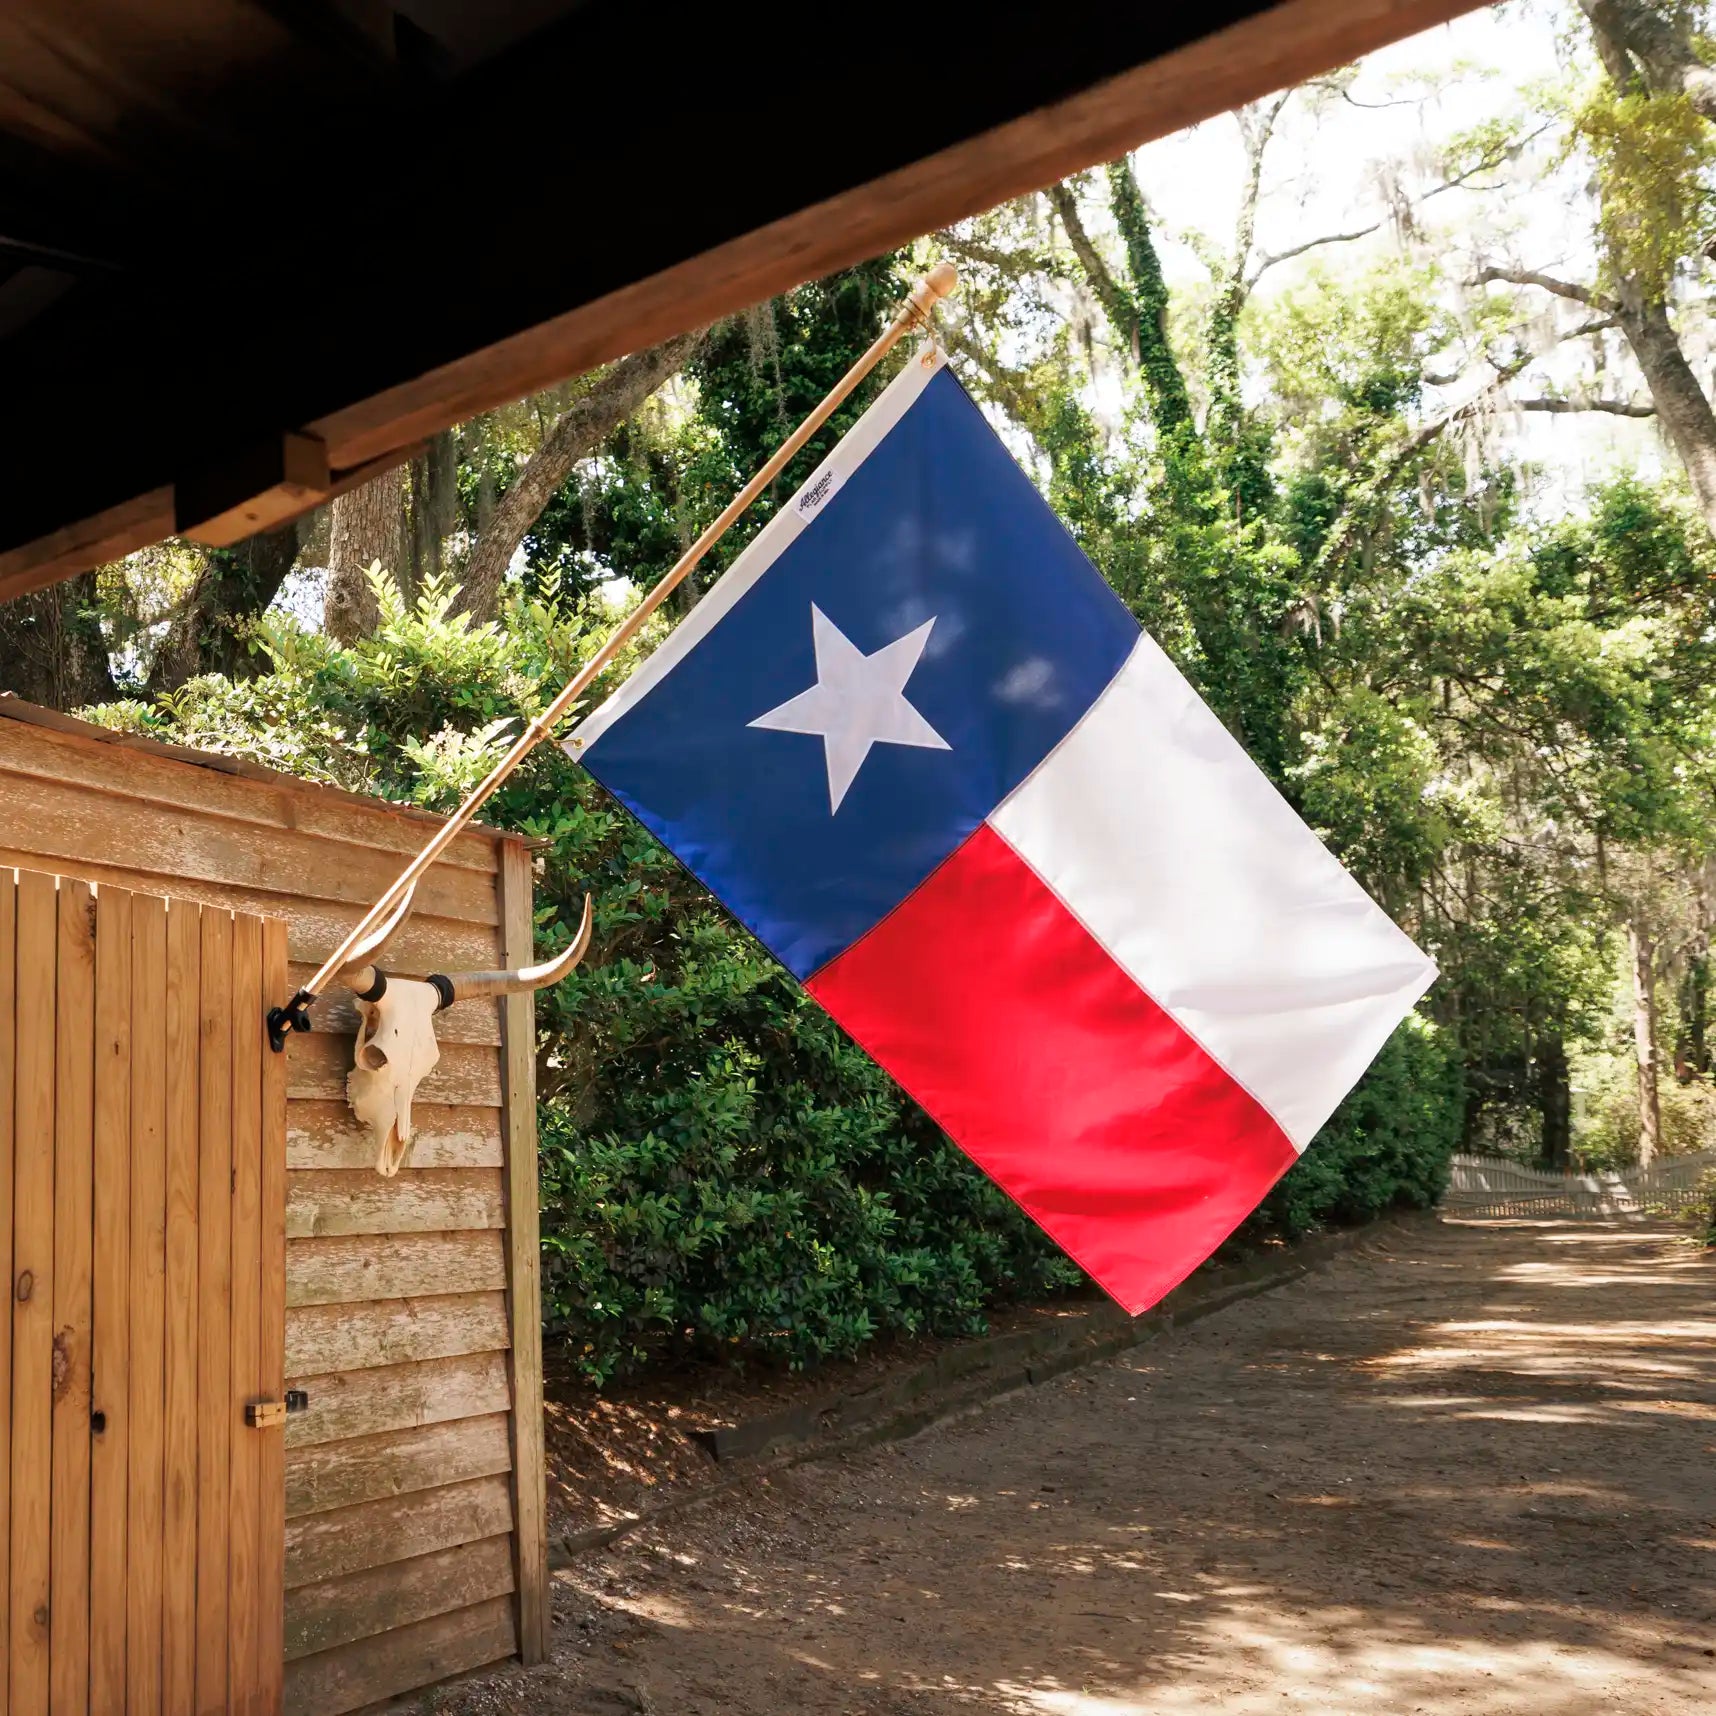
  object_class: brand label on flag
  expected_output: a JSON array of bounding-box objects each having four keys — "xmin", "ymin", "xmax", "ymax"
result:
[
  {"xmin": 567, "ymin": 347, "xmax": 1436, "ymax": 1314},
  {"xmin": 794, "ymin": 461, "xmax": 847, "ymax": 523}
]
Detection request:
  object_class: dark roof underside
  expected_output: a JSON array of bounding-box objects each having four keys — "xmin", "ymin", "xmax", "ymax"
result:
[{"xmin": 0, "ymin": 0, "xmax": 1483, "ymax": 600}]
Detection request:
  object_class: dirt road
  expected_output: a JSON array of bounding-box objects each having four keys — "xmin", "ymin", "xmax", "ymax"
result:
[{"xmin": 443, "ymin": 1221, "xmax": 1716, "ymax": 1714}]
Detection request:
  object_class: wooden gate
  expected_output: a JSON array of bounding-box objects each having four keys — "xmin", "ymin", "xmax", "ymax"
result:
[{"xmin": 2, "ymin": 868, "xmax": 288, "ymax": 1715}]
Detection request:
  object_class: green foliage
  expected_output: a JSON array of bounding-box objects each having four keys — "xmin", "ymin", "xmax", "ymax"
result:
[
  {"xmin": 523, "ymin": 258, "xmax": 906, "ymax": 605},
  {"xmin": 1691, "ymin": 1166, "xmax": 1716, "ymax": 1248},
  {"xmin": 1249, "ymin": 1014, "xmax": 1465, "ymax": 1240},
  {"xmin": 1576, "ymin": 86, "xmax": 1716, "ymax": 298},
  {"xmin": 1573, "ymin": 1052, "xmax": 1716, "ymax": 1168}
]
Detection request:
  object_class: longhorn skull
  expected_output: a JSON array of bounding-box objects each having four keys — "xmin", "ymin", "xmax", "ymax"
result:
[{"xmin": 341, "ymin": 885, "xmax": 594, "ymax": 1176}]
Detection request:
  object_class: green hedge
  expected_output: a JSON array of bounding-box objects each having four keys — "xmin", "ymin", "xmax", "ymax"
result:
[
  {"xmin": 536, "ymin": 908, "xmax": 1088, "ymax": 1384},
  {"xmin": 542, "ymin": 995, "xmax": 1464, "ymax": 1383},
  {"xmin": 1247, "ymin": 1012, "xmax": 1464, "ymax": 1241}
]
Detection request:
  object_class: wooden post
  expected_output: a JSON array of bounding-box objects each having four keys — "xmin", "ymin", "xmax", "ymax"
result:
[{"xmin": 496, "ymin": 839, "xmax": 550, "ymax": 1662}]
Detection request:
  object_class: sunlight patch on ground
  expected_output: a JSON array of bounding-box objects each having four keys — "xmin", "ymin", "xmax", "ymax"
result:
[{"xmin": 998, "ymin": 1620, "xmax": 1673, "ymax": 1715}]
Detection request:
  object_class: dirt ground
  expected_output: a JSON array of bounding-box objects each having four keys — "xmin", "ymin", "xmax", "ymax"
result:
[
  {"xmin": 432, "ymin": 1220, "xmax": 1716, "ymax": 1714},
  {"xmin": 541, "ymin": 1296, "xmax": 1109, "ymax": 1540}
]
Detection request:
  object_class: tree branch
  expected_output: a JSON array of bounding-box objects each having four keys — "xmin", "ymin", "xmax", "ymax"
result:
[
  {"xmin": 1047, "ymin": 180, "xmax": 1136, "ymax": 358},
  {"xmin": 1514, "ymin": 395, "xmax": 1655, "ymax": 417},
  {"xmin": 1315, "ymin": 371, "xmax": 1524, "ymax": 576},
  {"xmin": 453, "ymin": 328, "xmax": 708, "ymax": 622},
  {"xmin": 942, "ymin": 322, "xmax": 1047, "ymax": 438},
  {"xmin": 1248, "ymin": 124, "xmax": 1552, "ymax": 289},
  {"xmin": 1249, "ymin": 220, "xmax": 1385, "ymax": 285},
  {"xmin": 1472, "ymin": 265, "xmax": 1618, "ymax": 312}
]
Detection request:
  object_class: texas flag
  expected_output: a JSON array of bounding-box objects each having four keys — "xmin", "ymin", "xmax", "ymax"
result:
[{"xmin": 566, "ymin": 347, "xmax": 1435, "ymax": 1314}]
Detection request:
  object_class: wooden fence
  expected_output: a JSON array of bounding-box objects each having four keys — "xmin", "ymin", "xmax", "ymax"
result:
[{"xmin": 1441, "ymin": 1150, "xmax": 1716, "ymax": 1220}]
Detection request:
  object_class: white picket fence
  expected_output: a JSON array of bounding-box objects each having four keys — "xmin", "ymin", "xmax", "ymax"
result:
[{"xmin": 1441, "ymin": 1150, "xmax": 1716, "ymax": 1220}]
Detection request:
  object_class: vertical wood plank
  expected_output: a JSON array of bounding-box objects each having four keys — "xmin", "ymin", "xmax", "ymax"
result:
[
  {"xmin": 0, "ymin": 871, "xmax": 16, "ymax": 1697},
  {"xmin": 90, "ymin": 885, "xmax": 133, "ymax": 1715},
  {"xmin": 258, "ymin": 918, "xmax": 290, "ymax": 1716},
  {"xmin": 10, "ymin": 868, "xmax": 57, "ymax": 1716},
  {"xmin": 228, "ymin": 914, "xmax": 264, "ymax": 1713},
  {"xmin": 496, "ymin": 840, "xmax": 549, "ymax": 1664},
  {"xmin": 50, "ymin": 877, "xmax": 96, "ymax": 1716},
  {"xmin": 127, "ymin": 894, "xmax": 169, "ymax": 1716},
  {"xmin": 196, "ymin": 907, "xmax": 233, "ymax": 1715},
  {"xmin": 161, "ymin": 901, "xmax": 201, "ymax": 1716}
]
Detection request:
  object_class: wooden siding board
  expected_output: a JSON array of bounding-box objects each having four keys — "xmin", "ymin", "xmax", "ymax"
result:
[
  {"xmin": 283, "ymin": 1535, "xmax": 515, "ymax": 1662},
  {"xmin": 259, "ymin": 919, "xmax": 291, "ymax": 1706},
  {"xmin": 281, "ymin": 1594, "xmax": 517, "ymax": 1716},
  {"xmin": 285, "ymin": 1413, "xmax": 513, "ymax": 1521},
  {"xmin": 10, "ymin": 869, "xmax": 56, "ymax": 1716},
  {"xmin": 89, "ymin": 885, "xmax": 133, "ymax": 1716},
  {"xmin": 283, "ymin": 1475, "xmax": 515, "ymax": 1590},
  {"xmin": 126, "ymin": 894, "xmax": 169, "ymax": 1716},
  {"xmin": 286, "ymin": 1231, "xmax": 507, "ymax": 1309},
  {"xmin": 0, "ymin": 722, "xmax": 501, "ymax": 876},
  {"xmin": 227, "ymin": 914, "xmax": 266, "ymax": 1715},
  {"xmin": 0, "ymin": 870, "xmax": 15, "ymax": 1698},
  {"xmin": 285, "ymin": 1290, "xmax": 509, "ymax": 1377},
  {"xmin": 282, "ymin": 1351, "xmax": 511, "ymax": 1452},
  {"xmin": 286, "ymin": 1102, "xmax": 502, "ymax": 1171},
  {"xmin": 195, "ymin": 906, "xmax": 234, "ymax": 1713},
  {"xmin": 285, "ymin": 1168, "xmax": 505, "ymax": 1238},
  {"xmin": 50, "ymin": 876, "xmax": 96, "ymax": 1716},
  {"xmin": 0, "ymin": 769, "xmax": 499, "ymax": 926},
  {"xmin": 498, "ymin": 841, "xmax": 550, "ymax": 1664},
  {"xmin": 160, "ymin": 900, "xmax": 200, "ymax": 1716}
]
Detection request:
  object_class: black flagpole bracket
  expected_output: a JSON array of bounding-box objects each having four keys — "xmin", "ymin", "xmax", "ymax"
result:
[{"xmin": 266, "ymin": 988, "xmax": 317, "ymax": 1053}]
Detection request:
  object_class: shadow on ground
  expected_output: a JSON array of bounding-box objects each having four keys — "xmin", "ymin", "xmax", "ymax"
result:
[{"xmin": 435, "ymin": 1220, "xmax": 1716, "ymax": 1714}]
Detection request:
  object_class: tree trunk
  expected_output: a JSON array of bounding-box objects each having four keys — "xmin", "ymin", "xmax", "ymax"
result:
[
  {"xmin": 325, "ymin": 464, "xmax": 405, "ymax": 642},
  {"xmin": 1630, "ymin": 918, "xmax": 1662, "ymax": 1167},
  {"xmin": 1614, "ymin": 291, "xmax": 1716, "ymax": 534},
  {"xmin": 1580, "ymin": 0, "xmax": 1716, "ymax": 121},
  {"xmin": 1575, "ymin": 2, "xmax": 1716, "ymax": 536},
  {"xmin": 1536, "ymin": 1034, "xmax": 1572, "ymax": 1169},
  {"xmin": 146, "ymin": 520, "xmax": 301, "ymax": 694},
  {"xmin": 407, "ymin": 429, "xmax": 460, "ymax": 596},
  {"xmin": 0, "ymin": 572, "xmax": 118, "ymax": 711},
  {"xmin": 452, "ymin": 330, "xmax": 705, "ymax": 624},
  {"xmin": 1677, "ymin": 954, "xmax": 1709, "ymax": 1079},
  {"xmin": 1103, "ymin": 160, "xmax": 1195, "ymax": 439}
]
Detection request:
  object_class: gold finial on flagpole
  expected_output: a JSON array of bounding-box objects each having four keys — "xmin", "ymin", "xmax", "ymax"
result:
[{"xmin": 273, "ymin": 261, "xmax": 961, "ymax": 1040}]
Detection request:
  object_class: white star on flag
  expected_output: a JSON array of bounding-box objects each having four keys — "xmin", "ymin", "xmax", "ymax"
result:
[{"xmin": 749, "ymin": 605, "xmax": 950, "ymax": 812}]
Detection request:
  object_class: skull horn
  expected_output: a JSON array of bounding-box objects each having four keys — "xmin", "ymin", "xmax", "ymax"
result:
[
  {"xmin": 433, "ymin": 894, "xmax": 594, "ymax": 1005},
  {"xmin": 338, "ymin": 879, "xmax": 420, "ymax": 993}
]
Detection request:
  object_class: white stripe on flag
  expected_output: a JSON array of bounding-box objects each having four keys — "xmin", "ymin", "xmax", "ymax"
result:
[{"xmin": 990, "ymin": 632, "xmax": 1437, "ymax": 1151}]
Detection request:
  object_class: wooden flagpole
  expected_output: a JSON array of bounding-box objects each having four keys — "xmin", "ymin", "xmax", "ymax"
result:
[{"xmin": 269, "ymin": 261, "xmax": 958, "ymax": 1046}]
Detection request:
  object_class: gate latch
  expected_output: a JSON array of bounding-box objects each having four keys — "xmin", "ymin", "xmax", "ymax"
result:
[{"xmin": 246, "ymin": 1391, "xmax": 309, "ymax": 1430}]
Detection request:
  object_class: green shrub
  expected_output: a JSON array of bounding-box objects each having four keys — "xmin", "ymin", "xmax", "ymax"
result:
[
  {"xmin": 1571, "ymin": 1046, "xmax": 1716, "ymax": 1168},
  {"xmin": 1247, "ymin": 1012, "xmax": 1464, "ymax": 1241},
  {"xmin": 1690, "ymin": 1167, "xmax": 1716, "ymax": 1248}
]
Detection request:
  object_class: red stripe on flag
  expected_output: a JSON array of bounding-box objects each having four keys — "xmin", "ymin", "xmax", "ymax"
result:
[{"xmin": 807, "ymin": 823, "xmax": 1297, "ymax": 1314}]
